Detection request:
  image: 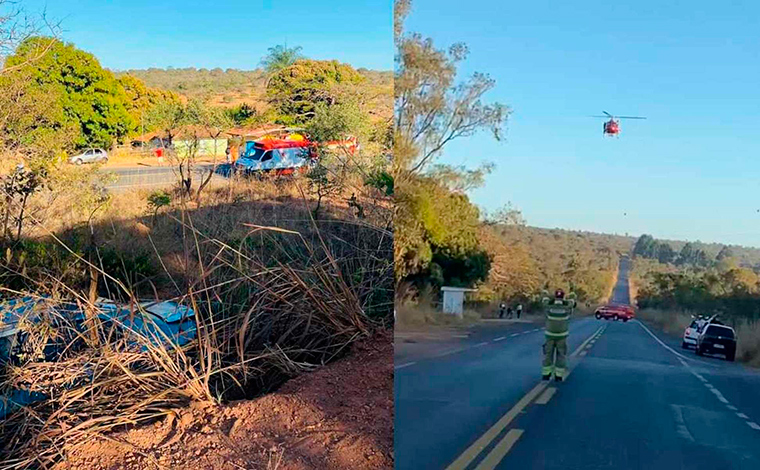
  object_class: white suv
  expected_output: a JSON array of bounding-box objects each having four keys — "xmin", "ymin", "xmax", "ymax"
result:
[{"xmin": 682, "ymin": 319, "xmax": 704, "ymax": 349}]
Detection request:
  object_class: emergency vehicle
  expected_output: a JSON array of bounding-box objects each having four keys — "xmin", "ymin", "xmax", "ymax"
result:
[
  {"xmin": 233, "ymin": 130, "xmax": 358, "ymax": 176},
  {"xmin": 234, "ymin": 137, "xmax": 316, "ymax": 176},
  {"xmin": 594, "ymin": 304, "xmax": 635, "ymax": 322}
]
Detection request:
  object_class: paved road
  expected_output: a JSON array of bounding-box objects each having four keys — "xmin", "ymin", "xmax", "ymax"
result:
[
  {"xmin": 105, "ymin": 164, "xmax": 229, "ymax": 191},
  {"xmin": 394, "ymin": 257, "xmax": 760, "ymax": 469}
]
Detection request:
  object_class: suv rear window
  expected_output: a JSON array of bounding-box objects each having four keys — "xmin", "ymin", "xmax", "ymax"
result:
[{"xmin": 705, "ymin": 325, "xmax": 734, "ymax": 339}]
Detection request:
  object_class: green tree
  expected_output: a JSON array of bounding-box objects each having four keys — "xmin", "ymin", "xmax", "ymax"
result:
[
  {"xmin": 656, "ymin": 242, "xmax": 676, "ymax": 264},
  {"xmin": 633, "ymin": 234, "xmax": 657, "ymax": 258},
  {"xmin": 260, "ymin": 44, "xmax": 304, "ymax": 75},
  {"xmin": 0, "ymin": 66, "xmax": 77, "ymax": 162},
  {"xmin": 266, "ymin": 59, "xmax": 364, "ymax": 123},
  {"xmin": 5, "ymin": 37, "xmax": 135, "ymax": 148},
  {"xmin": 394, "ymin": 1, "xmax": 508, "ymax": 179},
  {"xmin": 118, "ymin": 73, "xmax": 180, "ymax": 134},
  {"xmin": 393, "ymin": 0, "xmax": 509, "ymax": 292},
  {"xmin": 395, "ymin": 177, "xmax": 490, "ymax": 288}
]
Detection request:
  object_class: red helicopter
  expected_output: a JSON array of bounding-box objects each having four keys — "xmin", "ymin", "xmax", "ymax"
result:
[{"xmin": 592, "ymin": 111, "xmax": 646, "ymax": 137}]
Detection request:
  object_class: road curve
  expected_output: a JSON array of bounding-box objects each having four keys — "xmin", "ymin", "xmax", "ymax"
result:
[{"xmin": 394, "ymin": 257, "xmax": 760, "ymax": 469}]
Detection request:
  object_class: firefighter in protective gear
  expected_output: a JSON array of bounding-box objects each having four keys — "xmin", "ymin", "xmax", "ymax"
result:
[{"xmin": 541, "ymin": 289, "xmax": 576, "ymax": 382}]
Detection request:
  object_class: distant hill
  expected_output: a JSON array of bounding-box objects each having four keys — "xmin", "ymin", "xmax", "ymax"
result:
[
  {"xmin": 518, "ymin": 226, "xmax": 760, "ymax": 269},
  {"xmin": 479, "ymin": 224, "xmax": 634, "ymax": 303},
  {"xmin": 112, "ymin": 67, "xmax": 393, "ymax": 120}
]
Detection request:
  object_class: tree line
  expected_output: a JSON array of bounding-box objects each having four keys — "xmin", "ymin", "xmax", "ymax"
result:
[
  {"xmin": 633, "ymin": 234, "xmax": 760, "ymax": 269},
  {"xmin": 1, "ymin": 37, "xmax": 390, "ymax": 158},
  {"xmin": 632, "ymin": 235, "xmax": 760, "ymax": 322}
]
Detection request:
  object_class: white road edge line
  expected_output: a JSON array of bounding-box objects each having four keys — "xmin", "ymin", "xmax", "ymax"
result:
[
  {"xmin": 635, "ymin": 321, "xmax": 757, "ymax": 424},
  {"xmin": 494, "ymin": 336, "xmax": 506, "ymax": 342},
  {"xmin": 635, "ymin": 320, "xmax": 714, "ymax": 366},
  {"xmin": 438, "ymin": 348, "xmax": 467, "ymax": 358},
  {"xmin": 748, "ymin": 422, "xmax": 760, "ymax": 430},
  {"xmin": 395, "ymin": 361, "xmax": 416, "ymax": 370},
  {"xmin": 737, "ymin": 413, "xmax": 749, "ymax": 419},
  {"xmin": 475, "ymin": 342, "xmax": 488, "ymax": 347}
]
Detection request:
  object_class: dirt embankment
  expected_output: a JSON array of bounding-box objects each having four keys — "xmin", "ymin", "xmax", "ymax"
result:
[{"xmin": 55, "ymin": 332, "xmax": 393, "ymax": 470}]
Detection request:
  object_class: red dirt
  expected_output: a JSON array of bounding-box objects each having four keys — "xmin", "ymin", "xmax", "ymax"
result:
[{"xmin": 55, "ymin": 331, "xmax": 393, "ymax": 470}]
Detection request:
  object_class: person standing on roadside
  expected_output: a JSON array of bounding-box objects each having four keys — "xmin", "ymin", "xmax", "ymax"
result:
[
  {"xmin": 516, "ymin": 303, "xmax": 523, "ymax": 319},
  {"xmin": 499, "ymin": 302, "xmax": 506, "ymax": 319}
]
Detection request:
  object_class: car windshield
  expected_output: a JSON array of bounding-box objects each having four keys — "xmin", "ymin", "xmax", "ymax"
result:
[
  {"xmin": 689, "ymin": 321, "xmax": 698, "ymax": 328},
  {"xmin": 705, "ymin": 325, "xmax": 734, "ymax": 339},
  {"xmin": 243, "ymin": 147, "xmax": 268, "ymax": 161}
]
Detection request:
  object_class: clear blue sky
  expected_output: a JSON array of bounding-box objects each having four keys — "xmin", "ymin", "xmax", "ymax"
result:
[
  {"xmin": 406, "ymin": 0, "xmax": 760, "ymax": 248},
  {"xmin": 20, "ymin": 1, "xmax": 392, "ymax": 70}
]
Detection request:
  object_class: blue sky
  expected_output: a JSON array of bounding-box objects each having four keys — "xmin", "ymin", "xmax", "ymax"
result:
[
  {"xmin": 19, "ymin": 1, "xmax": 392, "ymax": 70},
  {"xmin": 406, "ymin": 0, "xmax": 760, "ymax": 248}
]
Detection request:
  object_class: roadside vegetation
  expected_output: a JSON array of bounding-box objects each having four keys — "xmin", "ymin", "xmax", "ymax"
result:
[
  {"xmin": 631, "ymin": 234, "xmax": 760, "ymax": 366},
  {"xmin": 0, "ymin": 3, "xmax": 393, "ymax": 468},
  {"xmin": 393, "ymin": 1, "xmax": 627, "ymax": 327}
]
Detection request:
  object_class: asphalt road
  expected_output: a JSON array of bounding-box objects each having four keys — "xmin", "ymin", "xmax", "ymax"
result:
[
  {"xmin": 394, "ymin": 257, "xmax": 760, "ymax": 469},
  {"xmin": 105, "ymin": 164, "xmax": 228, "ymax": 191}
]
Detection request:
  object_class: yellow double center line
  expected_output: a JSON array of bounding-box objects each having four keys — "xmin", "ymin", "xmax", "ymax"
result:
[{"xmin": 444, "ymin": 324, "xmax": 606, "ymax": 470}]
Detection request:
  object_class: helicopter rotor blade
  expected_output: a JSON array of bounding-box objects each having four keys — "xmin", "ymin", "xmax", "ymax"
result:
[{"xmin": 603, "ymin": 111, "xmax": 612, "ymax": 117}]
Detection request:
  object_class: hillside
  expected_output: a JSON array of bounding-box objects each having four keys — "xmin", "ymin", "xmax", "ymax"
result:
[
  {"xmin": 477, "ymin": 225, "xmax": 634, "ymax": 304},
  {"xmin": 113, "ymin": 67, "xmax": 394, "ymax": 120}
]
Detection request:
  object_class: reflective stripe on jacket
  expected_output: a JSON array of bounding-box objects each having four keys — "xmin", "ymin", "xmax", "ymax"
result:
[{"xmin": 545, "ymin": 300, "xmax": 573, "ymax": 338}]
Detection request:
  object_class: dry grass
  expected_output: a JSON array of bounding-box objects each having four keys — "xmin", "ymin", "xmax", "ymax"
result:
[
  {"xmin": 733, "ymin": 320, "xmax": 760, "ymax": 367},
  {"xmin": 394, "ymin": 303, "xmax": 481, "ymax": 330},
  {"xmin": 0, "ymin": 174, "xmax": 392, "ymax": 468},
  {"xmin": 629, "ymin": 277, "xmax": 638, "ymax": 306},
  {"xmin": 636, "ymin": 309, "xmax": 694, "ymax": 337}
]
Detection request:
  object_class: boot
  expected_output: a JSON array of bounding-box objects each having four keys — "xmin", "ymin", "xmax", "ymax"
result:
[
  {"xmin": 542, "ymin": 374, "xmax": 551, "ymax": 381},
  {"xmin": 555, "ymin": 375, "xmax": 563, "ymax": 382}
]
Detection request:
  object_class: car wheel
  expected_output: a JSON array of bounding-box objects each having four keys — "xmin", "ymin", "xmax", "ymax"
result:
[
  {"xmin": 613, "ymin": 314, "xmax": 619, "ymax": 321},
  {"xmin": 74, "ymin": 158, "xmax": 83, "ymax": 165},
  {"xmin": 595, "ymin": 313, "xmax": 602, "ymax": 320},
  {"xmin": 681, "ymin": 341, "xmax": 688, "ymax": 349},
  {"xmin": 726, "ymin": 350, "xmax": 735, "ymax": 362},
  {"xmin": 623, "ymin": 317, "xmax": 629, "ymax": 322},
  {"xmin": 696, "ymin": 345, "xmax": 703, "ymax": 356},
  {"xmin": 100, "ymin": 156, "xmax": 108, "ymax": 163}
]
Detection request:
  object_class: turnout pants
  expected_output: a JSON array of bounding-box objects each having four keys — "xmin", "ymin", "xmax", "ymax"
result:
[{"xmin": 542, "ymin": 336, "xmax": 567, "ymax": 378}]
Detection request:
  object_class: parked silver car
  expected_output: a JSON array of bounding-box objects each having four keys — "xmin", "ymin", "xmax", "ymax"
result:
[{"xmin": 68, "ymin": 148, "xmax": 108, "ymax": 165}]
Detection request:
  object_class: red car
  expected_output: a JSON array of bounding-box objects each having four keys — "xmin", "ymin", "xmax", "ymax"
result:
[{"xmin": 594, "ymin": 304, "xmax": 635, "ymax": 322}]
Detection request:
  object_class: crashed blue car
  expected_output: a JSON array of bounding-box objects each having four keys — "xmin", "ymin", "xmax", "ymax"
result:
[{"xmin": 1, "ymin": 296, "xmax": 197, "ymax": 419}]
